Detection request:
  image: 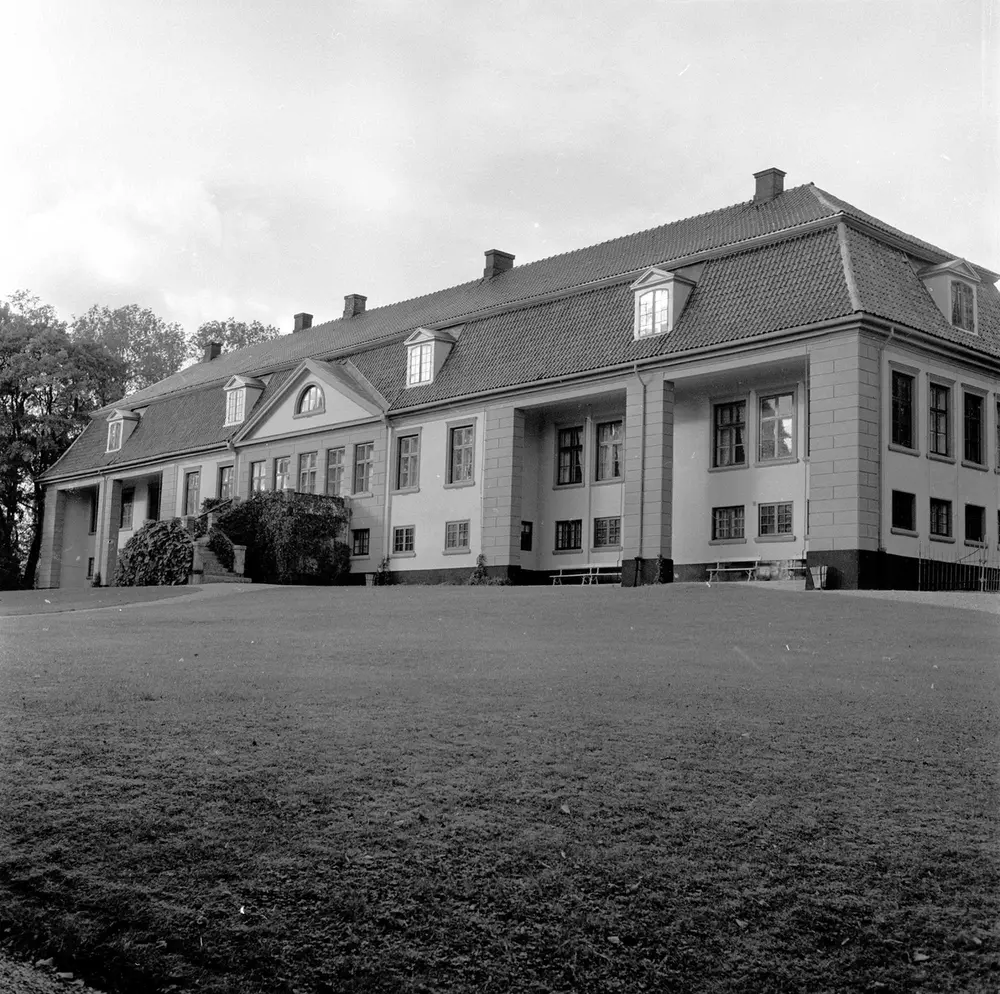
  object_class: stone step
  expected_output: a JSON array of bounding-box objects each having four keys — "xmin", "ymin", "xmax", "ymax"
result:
[{"xmin": 202, "ymin": 573, "xmax": 250, "ymax": 584}]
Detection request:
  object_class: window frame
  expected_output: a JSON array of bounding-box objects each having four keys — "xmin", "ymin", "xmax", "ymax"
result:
[
  {"xmin": 711, "ymin": 398, "xmax": 748, "ymax": 469},
  {"xmin": 353, "ymin": 442, "xmax": 375, "ymax": 495},
  {"xmin": 224, "ymin": 388, "xmax": 245, "ymax": 427},
  {"xmin": 757, "ymin": 501, "xmax": 794, "ymax": 541},
  {"xmin": 964, "ymin": 503, "xmax": 986, "ymax": 545},
  {"xmin": 592, "ymin": 516, "xmax": 622, "ymax": 549},
  {"xmin": 147, "ymin": 480, "xmax": 161, "ymax": 522},
  {"xmin": 757, "ymin": 389, "xmax": 797, "ymax": 464},
  {"xmin": 890, "ymin": 490, "xmax": 917, "ymax": 535},
  {"xmin": 351, "ymin": 528, "xmax": 371, "ymax": 557},
  {"xmin": 951, "ymin": 280, "xmax": 976, "ymax": 332},
  {"xmin": 406, "ymin": 342, "xmax": 434, "ymax": 386},
  {"xmin": 395, "ymin": 431, "xmax": 421, "ymax": 492},
  {"xmin": 520, "ymin": 520, "xmax": 533, "ymax": 552},
  {"xmin": 445, "ymin": 419, "xmax": 477, "ymax": 488},
  {"xmin": 298, "ymin": 451, "xmax": 318, "ymax": 493},
  {"xmin": 711, "ymin": 505, "xmax": 746, "ymax": 544},
  {"xmin": 391, "ymin": 524, "xmax": 416, "ymax": 557},
  {"xmin": 295, "ymin": 384, "xmax": 324, "ymax": 417},
  {"xmin": 249, "ymin": 460, "xmax": 267, "ymax": 493},
  {"xmin": 555, "ymin": 424, "xmax": 585, "ymax": 487},
  {"xmin": 325, "ymin": 447, "xmax": 345, "ymax": 496},
  {"xmin": 594, "ymin": 420, "xmax": 624, "ymax": 482},
  {"xmin": 889, "ymin": 369, "xmax": 917, "ymax": 452},
  {"xmin": 120, "ymin": 487, "xmax": 135, "ymax": 531},
  {"xmin": 635, "ymin": 287, "xmax": 670, "ymax": 339},
  {"xmin": 443, "ymin": 519, "xmax": 471, "ymax": 555},
  {"xmin": 218, "ymin": 465, "xmax": 234, "ymax": 500},
  {"xmin": 88, "ymin": 492, "xmax": 99, "ymax": 534},
  {"xmin": 274, "ymin": 456, "xmax": 290, "ymax": 492},
  {"xmin": 86, "ymin": 557, "xmax": 94, "ymax": 579},
  {"xmin": 554, "ymin": 519, "xmax": 583, "ymax": 553},
  {"xmin": 183, "ymin": 470, "xmax": 201, "ymax": 517},
  {"xmin": 927, "ymin": 379, "xmax": 952, "ymax": 460},
  {"xmin": 962, "ymin": 389, "xmax": 986, "ymax": 468},
  {"xmin": 929, "ymin": 497, "xmax": 953, "ymax": 541},
  {"xmin": 107, "ymin": 420, "xmax": 123, "ymax": 453}
]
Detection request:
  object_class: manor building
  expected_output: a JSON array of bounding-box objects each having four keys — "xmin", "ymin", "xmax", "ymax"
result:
[{"xmin": 37, "ymin": 169, "xmax": 1000, "ymax": 589}]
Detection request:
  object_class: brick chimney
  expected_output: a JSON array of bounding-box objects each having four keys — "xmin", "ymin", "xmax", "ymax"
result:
[
  {"xmin": 202, "ymin": 341, "xmax": 222, "ymax": 362},
  {"xmin": 343, "ymin": 294, "xmax": 367, "ymax": 318},
  {"xmin": 483, "ymin": 249, "xmax": 515, "ymax": 279},
  {"xmin": 293, "ymin": 312, "xmax": 313, "ymax": 333},
  {"xmin": 753, "ymin": 168, "xmax": 786, "ymax": 203}
]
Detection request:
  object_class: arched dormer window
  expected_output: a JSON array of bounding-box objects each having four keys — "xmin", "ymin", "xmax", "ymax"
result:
[
  {"xmin": 107, "ymin": 420, "xmax": 123, "ymax": 452},
  {"xmin": 296, "ymin": 384, "xmax": 324, "ymax": 415},
  {"xmin": 637, "ymin": 289, "xmax": 670, "ymax": 338}
]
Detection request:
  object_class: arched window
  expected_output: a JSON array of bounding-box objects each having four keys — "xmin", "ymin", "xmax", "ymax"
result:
[
  {"xmin": 637, "ymin": 288, "xmax": 670, "ymax": 338},
  {"xmin": 296, "ymin": 384, "xmax": 324, "ymax": 415}
]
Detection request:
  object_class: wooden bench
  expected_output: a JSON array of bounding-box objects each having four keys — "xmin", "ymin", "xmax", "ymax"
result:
[
  {"xmin": 707, "ymin": 557, "xmax": 760, "ymax": 583},
  {"xmin": 551, "ymin": 565, "xmax": 622, "ymax": 586}
]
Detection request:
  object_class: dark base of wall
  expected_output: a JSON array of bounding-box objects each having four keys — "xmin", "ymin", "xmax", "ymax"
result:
[
  {"xmin": 805, "ymin": 549, "xmax": 919, "ymax": 590},
  {"xmin": 621, "ymin": 558, "xmax": 673, "ymax": 587}
]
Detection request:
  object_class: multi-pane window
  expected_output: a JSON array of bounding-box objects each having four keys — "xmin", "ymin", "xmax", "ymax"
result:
[
  {"xmin": 120, "ymin": 488, "xmax": 135, "ymax": 530},
  {"xmin": 964, "ymin": 393, "xmax": 984, "ymax": 464},
  {"xmin": 445, "ymin": 520, "xmax": 470, "ymax": 551},
  {"xmin": 297, "ymin": 385, "xmax": 323, "ymax": 414},
  {"xmin": 595, "ymin": 421, "xmax": 623, "ymax": 480},
  {"xmin": 951, "ymin": 281, "xmax": 974, "ymax": 331},
  {"xmin": 929, "ymin": 498, "xmax": 952, "ymax": 538},
  {"xmin": 396, "ymin": 434, "xmax": 420, "ymax": 489},
  {"xmin": 87, "ymin": 557, "xmax": 94, "ymax": 579},
  {"xmin": 225, "ymin": 389, "xmax": 245, "ymax": 426},
  {"xmin": 351, "ymin": 528, "xmax": 370, "ymax": 556},
  {"xmin": 298, "ymin": 452, "xmax": 318, "ymax": 493},
  {"xmin": 407, "ymin": 343, "xmax": 433, "ymax": 385},
  {"xmin": 448, "ymin": 425, "xmax": 475, "ymax": 484},
  {"xmin": 88, "ymin": 493, "xmax": 99, "ymax": 533},
  {"xmin": 637, "ymin": 288, "xmax": 669, "ymax": 338},
  {"xmin": 184, "ymin": 471, "xmax": 201, "ymax": 516},
  {"xmin": 107, "ymin": 421, "xmax": 123, "ymax": 452},
  {"xmin": 712, "ymin": 505, "xmax": 745, "ymax": 540},
  {"xmin": 891, "ymin": 491, "xmax": 916, "ymax": 532},
  {"xmin": 965, "ymin": 504, "xmax": 986, "ymax": 544},
  {"xmin": 891, "ymin": 371, "xmax": 914, "ymax": 449},
  {"xmin": 929, "ymin": 384, "xmax": 950, "ymax": 456},
  {"xmin": 520, "ymin": 521, "xmax": 533, "ymax": 552},
  {"xmin": 250, "ymin": 461, "xmax": 266, "ymax": 493},
  {"xmin": 557, "ymin": 426, "xmax": 584, "ymax": 485},
  {"xmin": 392, "ymin": 525, "xmax": 415, "ymax": 554},
  {"xmin": 593, "ymin": 516, "xmax": 621, "ymax": 547},
  {"xmin": 758, "ymin": 393, "xmax": 794, "ymax": 461},
  {"xmin": 218, "ymin": 466, "xmax": 234, "ymax": 500},
  {"xmin": 713, "ymin": 401, "xmax": 746, "ymax": 467},
  {"xmin": 353, "ymin": 443, "xmax": 374, "ymax": 493},
  {"xmin": 758, "ymin": 502, "xmax": 793, "ymax": 536},
  {"xmin": 326, "ymin": 448, "xmax": 345, "ymax": 495},
  {"xmin": 147, "ymin": 480, "xmax": 161, "ymax": 521},
  {"xmin": 555, "ymin": 519, "xmax": 583, "ymax": 551},
  {"xmin": 274, "ymin": 456, "xmax": 290, "ymax": 491}
]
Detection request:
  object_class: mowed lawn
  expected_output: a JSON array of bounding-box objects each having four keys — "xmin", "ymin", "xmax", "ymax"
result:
[{"xmin": 0, "ymin": 586, "xmax": 997, "ymax": 994}]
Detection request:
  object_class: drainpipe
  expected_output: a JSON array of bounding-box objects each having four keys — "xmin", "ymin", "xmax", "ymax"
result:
[
  {"xmin": 383, "ymin": 418, "xmax": 393, "ymax": 564},
  {"xmin": 877, "ymin": 326, "xmax": 895, "ymax": 556}
]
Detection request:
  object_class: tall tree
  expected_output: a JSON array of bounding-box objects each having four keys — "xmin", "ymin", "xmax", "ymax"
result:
[
  {"xmin": 0, "ymin": 292, "xmax": 126, "ymax": 588},
  {"xmin": 72, "ymin": 303, "xmax": 186, "ymax": 394},
  {"xmin": 187, "ymin": 317, "xmax": 282, "ymax": 361}
]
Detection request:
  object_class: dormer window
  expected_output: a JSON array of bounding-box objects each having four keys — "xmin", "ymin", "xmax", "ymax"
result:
[
  {"xmin": 225, "ymin": 388, "xmax": 245, "ymax": 426},
  {"xmin": 107, "ymin": 420, "xmax": 123, "ymax": 452},
  {"xmin": 951, "ymin": 281, "xmax": 975, "ymax": 331},
  {"xmin": 408, "ymin": 343, "xmax": 433, "ymax": 385},
  {"xmin": 630, "ymin": 267, "xmax": 697, "ymax": 341},
  {"xmin": 296, "ymin": 384, "xmax": 324, "ymax": 415},
  {"xmin": 637, "ymin": 289, "xmax": 670, "ymax": 338}
]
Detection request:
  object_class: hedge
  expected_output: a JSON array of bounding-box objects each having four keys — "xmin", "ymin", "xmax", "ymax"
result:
[{"xmin": 113, "ymin": 519, "xmax": 193, "ymax": 587}]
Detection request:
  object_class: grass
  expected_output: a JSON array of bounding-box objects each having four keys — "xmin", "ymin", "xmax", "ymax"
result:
[{"xmin": 0, "ymin": 584, "xmax": 997, "ymax": 993}]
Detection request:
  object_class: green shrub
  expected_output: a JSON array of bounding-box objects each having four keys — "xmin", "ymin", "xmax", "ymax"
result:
[
  {"xmin": 113, "ymin": 520, "xmax": 193, "ymax": 587},
  {"xmin": 469, "ymin": 553, "xmax": 511, "ymax": 586},
  {"xmin": 207, "ymin": 526, "xmax": 235, "ymax": 572},
  {"xmin": 215, "ymin": 492, "xmax": 351, "ymax": 585}
]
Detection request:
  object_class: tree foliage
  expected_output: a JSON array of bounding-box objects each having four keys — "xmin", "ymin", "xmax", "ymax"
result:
[
  {"xmin": 113, "ymin": 519, "xmax": 193, "ymax": 587},
  {"xmin": 72, "ymin": 303, "xmax": 186, "ymax": 394},
  {"xmin": 215, "ymin": 491, "xmax": 350, "ymax": 585},
  {"xmin": 187, "ymin": 318, "xmax": 282, "ymax": 361},
  {"xmin": 0, "ymin": 291, "xmax": 126, "ymax": 588}
]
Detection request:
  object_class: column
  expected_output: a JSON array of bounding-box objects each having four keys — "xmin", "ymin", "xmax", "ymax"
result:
[
  {"xmin": 100, "ymin": 479, "xmax": 123, "ymax": 585},
  {"xmin": 481, "ymin": 405, "xmax": 525, "ymax": 579},
  {"xmin": 35, "ymin": 488, "xmax": 68, "ymax": 588}
]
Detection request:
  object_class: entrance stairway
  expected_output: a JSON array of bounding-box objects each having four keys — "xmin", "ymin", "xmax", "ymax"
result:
[{"xmin": 190, "ymin": 538, "xmax": 249, "ymax": 584}]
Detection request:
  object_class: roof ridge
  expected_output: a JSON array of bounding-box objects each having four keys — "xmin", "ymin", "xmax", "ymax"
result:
[{"xmin": 836, "ymin": 222, "xmax": 862, "ymax": 311}]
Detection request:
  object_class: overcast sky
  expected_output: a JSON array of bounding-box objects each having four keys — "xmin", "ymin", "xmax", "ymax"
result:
[{"xmin": 3, "ymin": 0, "xmax": 998, "ymax": 337}]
